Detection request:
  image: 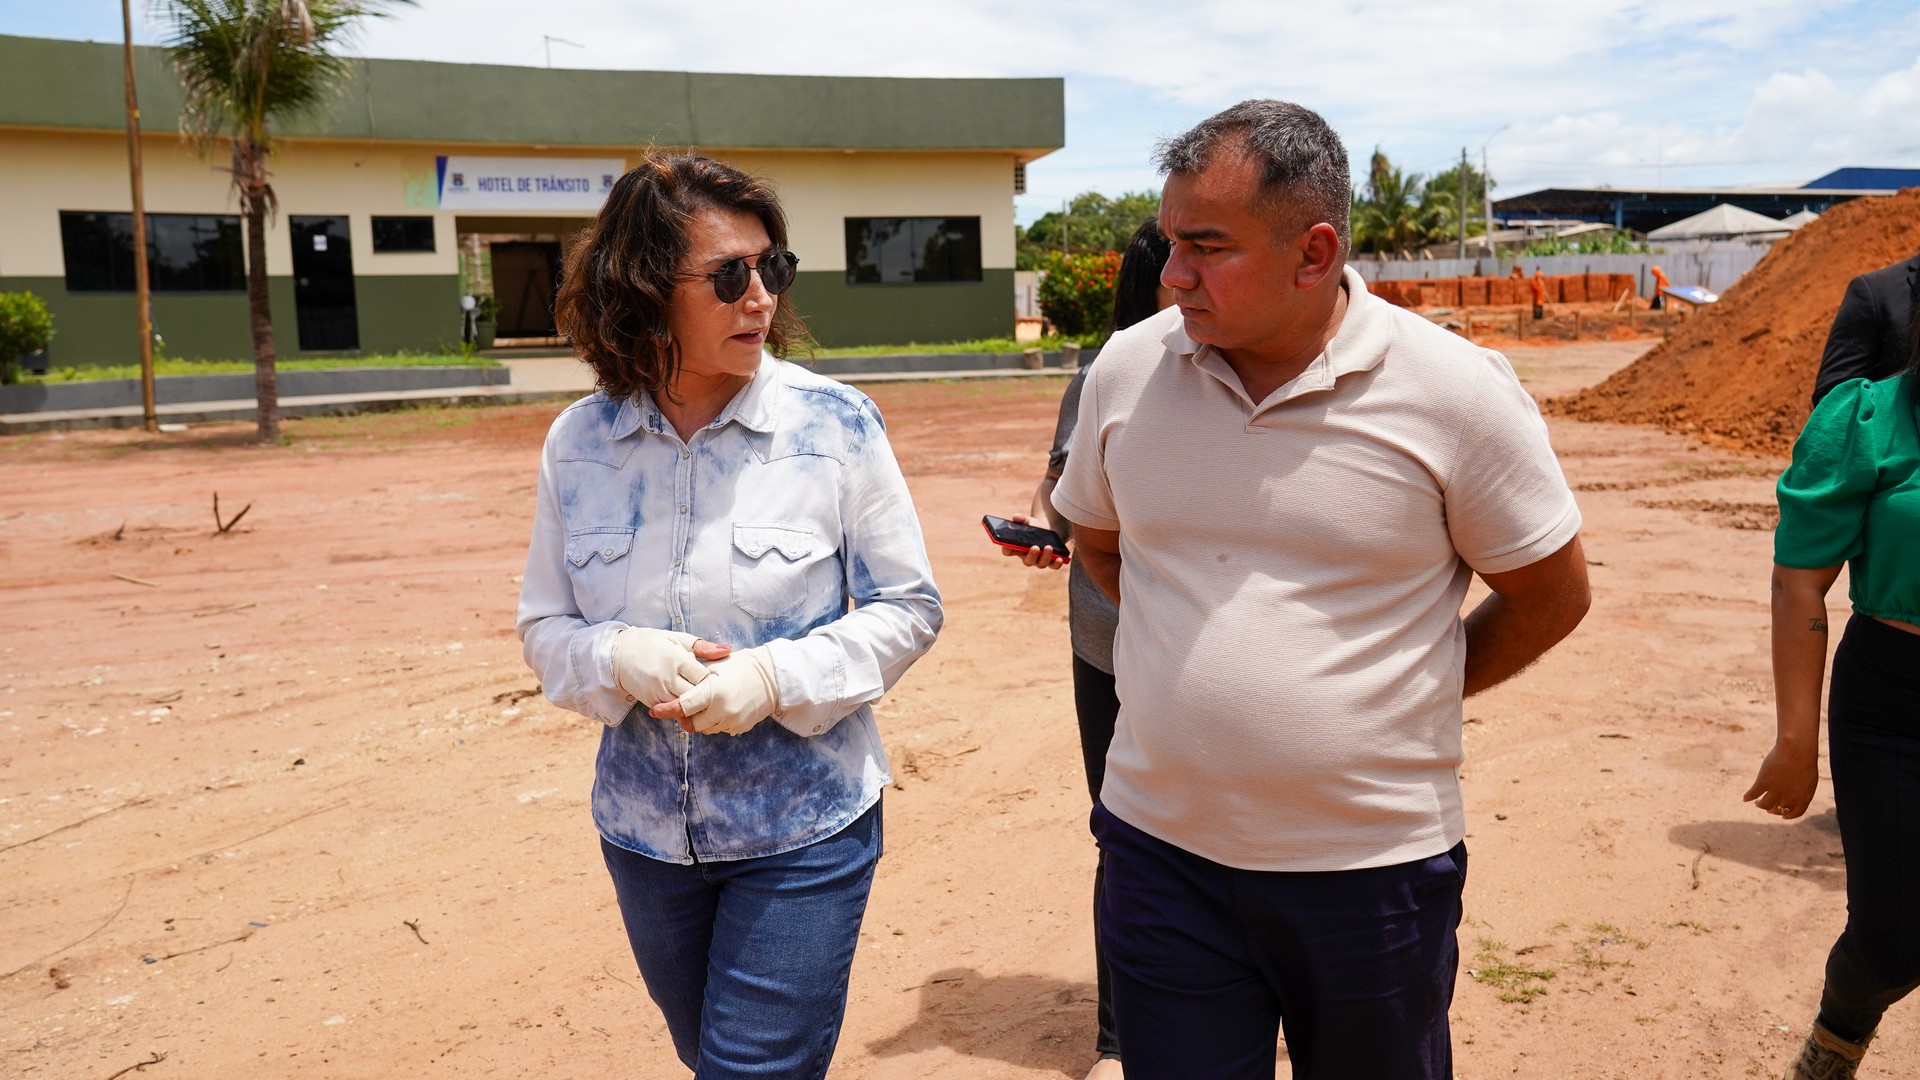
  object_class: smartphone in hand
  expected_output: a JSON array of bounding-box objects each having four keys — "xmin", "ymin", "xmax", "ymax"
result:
[{"xmin": 983, "ymin": 515, "xmax": 1069, "ymax": 561}]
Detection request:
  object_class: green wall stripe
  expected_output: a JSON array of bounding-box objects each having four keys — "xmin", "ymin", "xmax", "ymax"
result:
[
  {"xmin": 0, "ymin": 34, "xmax": 1063, "ymax": 153},
  {"xmin": 0, "ymin": 275, "xmax": 461, "ymax": 365},
  {"xmin": 3, "ymin": 271, "xmax": 1013, "ymax": 361},
  {"xmin": 789, "ymin": 269, "xmax": 1014, "ymax": 348}
]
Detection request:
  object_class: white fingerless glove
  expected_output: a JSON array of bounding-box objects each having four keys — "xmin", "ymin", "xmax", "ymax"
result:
[
  {"xmin": 609, "ymin": 628, "xmax": 712, "ymax": 720},
  {"xmin": 673, "ymin": 647, "xmax": 780, "ymax": 737}
]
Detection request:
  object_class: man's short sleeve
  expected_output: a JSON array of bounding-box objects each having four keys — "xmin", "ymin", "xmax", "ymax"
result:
[
  {"xmin": 1050, "ymin": 363, "xmax": 1120, "ymax": 531},
  {"xmin": 1444, "ymin": 352, "xmax": 1582, "ymax": 574}
]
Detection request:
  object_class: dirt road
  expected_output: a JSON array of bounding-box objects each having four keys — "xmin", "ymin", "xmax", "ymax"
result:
[{"xmin": 1, "ymin": 341, "xmax": 1902, "ymax": 1078}]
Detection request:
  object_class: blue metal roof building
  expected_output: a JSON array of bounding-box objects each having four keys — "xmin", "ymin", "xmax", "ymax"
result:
[
  {"xmin": 1494, "ymin": 166, "xmax": 1913, "ymax": 234},
  {"xmin": 1801, "ymin": 167, "xmax": 1920, "ymax": 190}
]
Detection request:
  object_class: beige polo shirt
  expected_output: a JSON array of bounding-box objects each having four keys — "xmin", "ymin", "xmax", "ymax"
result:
[{"xmin": 1052, "ymin": 266, "xmax": 1581, "ymax": 872}]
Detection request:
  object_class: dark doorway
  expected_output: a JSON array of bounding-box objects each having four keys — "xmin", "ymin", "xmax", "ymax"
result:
[
  {"xmin": 290, "ymin": 215, "xmax": 359, "ymax": 350},
  {"xmin": 491, "ymin": 241, "xmax": 562, "ymax": 338}
]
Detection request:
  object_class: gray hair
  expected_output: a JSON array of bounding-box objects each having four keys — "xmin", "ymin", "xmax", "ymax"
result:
[{"xmin": 1154, "ymin": 99, "xmax": 1351, "ymax": 260}]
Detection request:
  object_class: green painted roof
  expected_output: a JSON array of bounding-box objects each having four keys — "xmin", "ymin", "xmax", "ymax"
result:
[{"xmin": 0, "ymin": 34, "xmax": 1063, "ymax": 154}]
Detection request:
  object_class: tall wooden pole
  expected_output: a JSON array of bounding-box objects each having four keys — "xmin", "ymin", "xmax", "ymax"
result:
[{"xmin": 121, "ymin": 0, "xmax": 157, "ymax": 433}]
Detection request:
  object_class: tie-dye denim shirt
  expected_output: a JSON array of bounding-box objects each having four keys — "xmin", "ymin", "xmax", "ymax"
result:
[{"xmin": 517, "ymin": 356, "xmax": 942, "ymax": 863}]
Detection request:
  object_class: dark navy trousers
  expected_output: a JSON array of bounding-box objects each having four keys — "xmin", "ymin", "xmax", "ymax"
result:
[{"xmin": 1093, "ymin": 802, "xmax": 1466, "ymax": 1080}]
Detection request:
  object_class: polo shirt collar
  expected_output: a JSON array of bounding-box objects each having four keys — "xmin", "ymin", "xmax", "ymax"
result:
[
  {"xmin": 1322, "ymin": 265, "xmax": 1394, "ymax": 380},
  {"xmin": 1169, "ymin": 265, "xmax": 1393, "ymax": 409},
  {"xmin": 611, "ymin": 352, "xmax": 781, "ymax": 440}
]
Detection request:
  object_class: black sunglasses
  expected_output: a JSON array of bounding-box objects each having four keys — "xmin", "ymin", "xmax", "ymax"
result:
[{"xmin": 681, "ymin": 249, "xmax": 799, "ymax": 304}]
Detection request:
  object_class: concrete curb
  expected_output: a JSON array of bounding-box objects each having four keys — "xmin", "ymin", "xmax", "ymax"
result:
[
  {"xmin": 0, "ymin": 363, "xmax": 1084, "ymax": 434},
  {"xmin": 809, "ymin": 348, "xmax": 1097, "ymax": 376},
  {"xmin": 0, "ymin": 365, "xmax": 509, "ymax": 414},
  {"xmin": 0, "ymin": 383, "xmax": 566, "ymax": 433}
]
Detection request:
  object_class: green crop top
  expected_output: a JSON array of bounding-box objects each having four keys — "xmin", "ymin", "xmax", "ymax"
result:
[{"xmin": 1774, "ymin": 375, "xmax": 1920, "ymax": 624}]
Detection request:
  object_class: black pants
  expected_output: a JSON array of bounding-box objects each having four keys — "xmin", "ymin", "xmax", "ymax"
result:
[
  {"xmin": 1094, "ymin": 804, "xmax": 1466, "ymax": 1080},
  {"xmin": 1073, "ymin": 653, "xmax": 1122, "ymax": 1060},
  {"xmin": 1818, "ymin": 615, "xmax": 1920, "ymax": 1043}
]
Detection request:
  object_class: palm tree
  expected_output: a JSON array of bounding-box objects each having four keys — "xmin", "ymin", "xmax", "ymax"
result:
[
  {"xmin": 157, "ymin": 0, "xmax": 411, "ymax": 442},
  {"xmin": 1353, "ymin": 153, "xmax": 1428, "ymax": 256}
]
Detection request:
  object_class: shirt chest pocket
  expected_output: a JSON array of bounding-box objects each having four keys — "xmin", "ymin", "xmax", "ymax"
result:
[
  {"xmin": 564, "ymin": 527, "xmax": 636, "ymax": 623},
  {"xmin": 730, "ymin": 523, "xmax": 828, "ymax": 622}
]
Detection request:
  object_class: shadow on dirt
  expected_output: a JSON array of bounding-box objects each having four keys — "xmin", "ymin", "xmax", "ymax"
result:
[
  {"xmin": 1669, "ymin": 810, "xmax": 1845, "ymax": 892},
  {"xmin": 866, "ymin": 966, "xmax": 1099, "ymax": 1077}
]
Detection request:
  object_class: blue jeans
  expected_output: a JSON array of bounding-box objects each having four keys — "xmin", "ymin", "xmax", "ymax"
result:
[
  {"xmin": 1093, "ymin": 802, "xmax": 1466, "ymax": 1080},
  {"xmin": 600, "ymin": 801, "xmax": 882, "ymax": 1078}
]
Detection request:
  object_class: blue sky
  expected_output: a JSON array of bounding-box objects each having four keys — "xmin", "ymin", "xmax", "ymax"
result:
[{"xmin": 9, "ymin": 0, "xmax": 1920, "ymax": 223}]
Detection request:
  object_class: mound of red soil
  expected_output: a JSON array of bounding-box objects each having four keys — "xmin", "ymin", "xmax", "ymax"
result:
[{"xmin": 1547, "ymin": 188, "xmax": 1920, "ymax": 455}]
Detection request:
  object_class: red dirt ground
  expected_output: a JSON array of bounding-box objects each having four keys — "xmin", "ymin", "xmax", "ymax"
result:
[
  {"xmin": 1, "ymin": 344, "xmax": 1908, "ymax": 1078},
  {"xmin": 1550, "ymin": 188, "xmax": 1920, "ymax": 455}
]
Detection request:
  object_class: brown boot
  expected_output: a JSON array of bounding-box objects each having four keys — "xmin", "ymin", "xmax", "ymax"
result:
[{"xmin": 1784, "ymin": 1019, "xmax": 1871, "ymax": 1079}]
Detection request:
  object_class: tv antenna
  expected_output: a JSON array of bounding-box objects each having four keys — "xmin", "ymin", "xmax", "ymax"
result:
[{"xmin": 543, "ymin": 35, "xmax": 584, "ymax": 68}]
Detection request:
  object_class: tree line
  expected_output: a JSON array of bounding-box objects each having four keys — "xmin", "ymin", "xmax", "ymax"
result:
[{"xmin": 1016, "ymin": 148, "xmax": 1497, "ymax": 268}]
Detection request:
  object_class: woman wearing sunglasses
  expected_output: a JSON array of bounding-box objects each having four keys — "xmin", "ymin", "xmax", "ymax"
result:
[{"xmin": 517, "ymin": 152, "xmax": 942, "ymax": 1077}]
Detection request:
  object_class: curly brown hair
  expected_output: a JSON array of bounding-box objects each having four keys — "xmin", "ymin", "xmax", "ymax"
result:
[{"xmin": 555, "ymin": 152, "xmax": 811, "ymax": 402}]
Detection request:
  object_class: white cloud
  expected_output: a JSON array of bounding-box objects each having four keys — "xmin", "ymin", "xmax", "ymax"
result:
[
  {"xmin": 1486, "ymin": 52, "xmax": 1920, "ymax": 195},
  {"xmin": 12, "ymin": 0, "xmax": 1919, "ymax": 215},
  {"xmin": 335, "ymin": 0, "xmax": 1920, "ymax": 204}
]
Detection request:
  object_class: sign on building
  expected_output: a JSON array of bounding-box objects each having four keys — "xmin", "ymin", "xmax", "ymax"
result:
[{"xmin": 435, "ymin": 156, "xmax": 625, "ymax": 211}]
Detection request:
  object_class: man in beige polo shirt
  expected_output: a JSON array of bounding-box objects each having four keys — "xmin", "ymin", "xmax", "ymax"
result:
[{"xmin": 1052, "ymin": 100, "xmax": 1590, "ymax": 1080}]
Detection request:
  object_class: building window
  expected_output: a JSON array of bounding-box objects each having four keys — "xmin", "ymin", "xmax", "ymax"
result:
[
  {"xmin": 371, "ymin": 215, "xmax": 436, "ymax": 253},
  {"xmin": 844, "ymin": 217, "xmax": 983, "ymax": 284},
  {"xmin": 58, "ymin": 211, "xmax": 245, "ymax": 292}
]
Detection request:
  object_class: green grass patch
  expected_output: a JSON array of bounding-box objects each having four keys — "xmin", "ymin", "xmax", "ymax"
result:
[
  {"xmin": 1573, "ymin": 925, "xmax": 1648, "ymax": 971},
  {"xmin": 1468, "ymin": 938, "xmax": 1555, "ymax": 1004},
  {"xmin": 289, "ymin": 403, "xmax": 485, "ymax": 444},
  {"xmin": 812, "ymin": 333, "xmax": 1104, "ymax": 358},
  {"xmin": 17, "ymin": 351, "xmax": 498, "ymax": 384}
]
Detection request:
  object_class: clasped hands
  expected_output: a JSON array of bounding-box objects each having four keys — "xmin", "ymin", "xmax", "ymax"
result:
[{"xmin": 610, "ymin": 627, "xmax": 780, "ymax": 736}]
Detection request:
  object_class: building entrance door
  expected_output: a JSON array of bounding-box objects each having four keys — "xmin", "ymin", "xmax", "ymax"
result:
[
  {"xmin": 290, "ymin": 215, "xmax": 359, "ymax": 351},
  {"xmin": 491, "ymin": 241, "xmax": 562, "ymax": 339}
]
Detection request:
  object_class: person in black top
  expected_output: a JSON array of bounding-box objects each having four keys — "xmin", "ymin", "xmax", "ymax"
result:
[
  {"xmin": 999, "ymin": 217, "xmax": 1173, "ymax": 1080},
  {"xmin": 1813, "ymin": 251, "xmax": 1918, "ymax": 404}
]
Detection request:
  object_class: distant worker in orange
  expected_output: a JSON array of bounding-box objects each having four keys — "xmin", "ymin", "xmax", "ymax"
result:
[
  {"xmin": 1510, "ymin": 264, "xmax": 1525, "ymax": 279},
  {"xmin": 1650, "ymin": 264, "xmax": 1671, "ymax": 310},
  {"xmin": 1530, "ymin": 268, "xmax": 1548, "ymax": 320}
]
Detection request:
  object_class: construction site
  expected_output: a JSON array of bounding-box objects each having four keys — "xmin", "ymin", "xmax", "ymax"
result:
[{"xmin": 1, "ymin": 181, "xmax": 1915, "ymax": 1077}]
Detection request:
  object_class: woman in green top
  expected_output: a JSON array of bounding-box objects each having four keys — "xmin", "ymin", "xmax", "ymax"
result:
[{"xmin": 1748, "ymin": 321, "xmax": 1920, "ymax": 1080}]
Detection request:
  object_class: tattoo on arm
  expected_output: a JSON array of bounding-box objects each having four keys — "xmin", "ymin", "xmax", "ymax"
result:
[{"xmin": 1809, "ymin": 617, "xmax": 1828, "ymax": 632}]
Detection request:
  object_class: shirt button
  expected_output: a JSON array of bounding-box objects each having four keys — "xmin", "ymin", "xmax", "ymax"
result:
[
  {"xmin": 811, "ymin": 725, "xmax": 823, "ymax": 734},
  {"xmin": 674, "ymin": 559, "xmax": 684, "ymax": 568},
  {"xmin": 679, "ymin": 505, "xmax": 688, "ymax": 514},
  {"xmin": 682, "ymin": 450, "xmax": 692, "ymax": 460},
  {"xmin": 602, "ymin": 548, "xmax": 614, "ymax": 558},
  {"xmin": 680, "ymin": 782, "xmax": 689, "ymax": 794}
]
